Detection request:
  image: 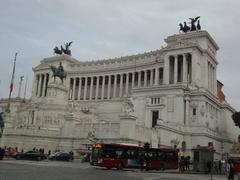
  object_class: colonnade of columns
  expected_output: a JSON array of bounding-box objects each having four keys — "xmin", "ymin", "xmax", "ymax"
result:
[
  {"xmin": 164, "ymin": 53, "xmax": 192, "ymax": 85},
  {"xmin": 35, "ymin": 73, "xmax": 49, "ymax": 97},
  {"xmin": 69, "ymin": 68, "xmax": 164, "ymax": 100}
]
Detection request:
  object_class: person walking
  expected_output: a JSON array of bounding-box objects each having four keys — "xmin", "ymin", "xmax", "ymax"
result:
[
  {"xmin": 227, "ymin": 160, "xmax": 235, "ymax": 180},
  {"xmin": 207, "ymin": 160, "xmax": 212, "ymax": 174},
  {"xmin": 219, "ymin": 160, "xmax": 222, "ymax": 174}
]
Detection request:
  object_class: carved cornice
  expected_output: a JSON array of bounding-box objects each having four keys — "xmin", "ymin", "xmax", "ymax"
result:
[
  {"xmin": 68, "ymin": 61, "xmax": 164, "ymax": 76},
  {"xmin": 165, "ymin": 30, "xmax": 219, "ymax": 50},
  {"xmin": 132, "ymin": 84, "xmax": 186, "ymax": 94}
]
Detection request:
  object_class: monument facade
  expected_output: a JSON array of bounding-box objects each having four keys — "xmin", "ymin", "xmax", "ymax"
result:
[{"xmin": 0, "ymin": 30, "xmax": 238, "ymax": 158}]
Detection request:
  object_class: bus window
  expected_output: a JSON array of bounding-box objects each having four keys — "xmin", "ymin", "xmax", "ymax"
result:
[
  {"xmin": 157, "ymin": 152, "xmax": 164, "ymax": 160},
  {"xmin": 165, "ymin": 152, "xmax": 175, "ymax": 160},
  {"xmin": 116, "ymin": 149, "xmax": 123, "ymax": 158},
  {"xmin": 126, "ymin": 149, "xmax": 138, "ymax": 159},
  {"xmin": 103, "ymin": 148, "xmax": 115, "ymax": 158},
  {"xmin": 92, "ymin": 148, "xmax": 103, "ymax": 158},
  {"xmin": 148, "ymin": 151, "xmax": 157, "ymax": 160}
]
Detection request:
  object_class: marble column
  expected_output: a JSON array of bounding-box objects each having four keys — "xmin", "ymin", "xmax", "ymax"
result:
[
  {"xmin": 132, "ymin": 72, "xmax": 135, "ymax": 88},
  {"xmin": 174, "ymin": 55, "xmax": 178, "ymax": 84},
  {"xmin": 72, "ymin": 77, "xmax": 77, "ymax": 100},
  {"xmin": 107, "ymin": 75, "xmax": 111, "ymax": 99},
  {"xmin": 213, "ymin": 66, "xmax": 217, "ymax": 94},
  {"xmin": 42, "ymin": 74, "xmax": 46, "ymax": 97},
  {"xmin": 155, "ymin": 67, "xmax": 159, "ymax": 85},
  {"xmin": 144, "ymin": 70, "xmax": 147, "ymax": 87},
  {"xmin": 83, "ymin": 77, "xmax": 87, "ymax": 100},
  {"xmin": 78, "ymin": 77, "xmax": 82, "ymax": 100},
  {"xmin": 125, "ymin": 73, "xmax": 129, "ymax": 95},
  {"xmin": 37, "ymin": 74, "xmax": 42, "ymax": 97},
  {"xmin": 89, "ymin": 76, "xmax": 94, "ymax": 100},
  {"xmin": 119, "ymin": 74, "xmax": 123, "ymax": 97},
  {"xmin": 34, "ymin": 75, "xmax": 39, "ymax": 97},
  {"xmin": 163, "ymin": 56, "xmax": 169, "ymax": 84},
  {"xmin": 185, "ymin": 96, "xmax": 190, "ymax": 126},
  {"xmin": 138, "ymin": 71, "xmax": 141, "ymax": 88},
  {"xmin": 68, "ymin": 78, "xmax": 72, "ymax": 100},
  {"xmin": 150, "ymin": 69, "xmax": 153, "ymax": 86},
  {"xmin": 113, "ymin": 74, "xmax": 117, "ymax": 98},
  {"xmin": 183, "ymin": 54, "xmax": 187, "ymax": 84},
  {"xmin": 101, "ymin": 76, "xmax": 105, "ymax": 100},
  {"xmin": 95, "ymin": 76, "xmax": 99, "ymax": 100}
]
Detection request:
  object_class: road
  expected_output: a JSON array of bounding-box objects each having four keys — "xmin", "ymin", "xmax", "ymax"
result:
[{"xmin": 0, "ymin": 159, "xmax": 227, "ymax": 180}]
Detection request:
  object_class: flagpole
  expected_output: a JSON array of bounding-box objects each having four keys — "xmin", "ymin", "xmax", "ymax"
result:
[{"xmin": 6, "ymin": 52, "xmax": 18, "ymax": 113}]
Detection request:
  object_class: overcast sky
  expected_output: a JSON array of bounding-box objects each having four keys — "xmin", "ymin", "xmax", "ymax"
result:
[{"xmin": 0, "ymin": 0, "xmax": 240, "ymax": 110}]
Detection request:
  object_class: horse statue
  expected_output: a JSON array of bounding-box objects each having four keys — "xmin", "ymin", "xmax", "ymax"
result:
[
  {"xmin": 0, "ymin": 112, "xmax": 5, "ymax": 138},
  {"xmin": 50, "ymin": 62, "xmax": 67, "ymax": 84},
  {"xmin": 189, "ymin": 16, "xmax": 200, "ymax": 31},
  {"xmin": 179, "ymin": 22, "xmax": 190, "ymax": 33},
  {"xmin": 63, "ymin": 41, "xmax": 72, "ymax": 55},
  {"xmin": 53, "ymin": 41, "xmax": 73, "ymax": 56},
  {"xmin": 53, "ymin": 46, "xmax": 62, "ymax": 55}
]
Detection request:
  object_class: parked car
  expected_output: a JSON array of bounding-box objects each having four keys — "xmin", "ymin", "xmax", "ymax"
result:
[
  {"xmin": 13, "ymin": 151, "xmax": 47, "ymax": 161},
  {"xmin": 49, "ymin": 152, "xmax": 73, "ymax": 161}
]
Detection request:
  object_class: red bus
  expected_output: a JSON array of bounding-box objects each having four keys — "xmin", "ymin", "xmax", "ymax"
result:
[{"xmin": 90, "ymin": 143, "xmax": 178, "ymax": 170}]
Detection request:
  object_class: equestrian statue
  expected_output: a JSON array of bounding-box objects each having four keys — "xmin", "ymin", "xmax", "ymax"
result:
[
  {"xmin": 53, "ymin": 41, "xmax": 73, "ymax": 56},
  {"xmin": 50, "ymin": 62, "xmax": 67, "ymax": 84}
]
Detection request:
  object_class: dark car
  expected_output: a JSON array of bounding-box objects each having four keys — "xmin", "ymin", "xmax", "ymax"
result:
[
  {"xmin": 49, "ymin": 152, "xmax": 73, "ymax": 161},
  {"xmin": 13, "ymin": 151, "xmax": 47, "ymax": 161}
]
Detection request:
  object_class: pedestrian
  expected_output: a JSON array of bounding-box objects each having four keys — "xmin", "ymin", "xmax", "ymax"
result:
[
  {"xmin": 185, "ymin": 156, "xmax": 190, "ymax": 171},
  {"xmin": 219, "ymin": 160, "xmax": 222, "ymax": 174},
  {"xmin": 235, "ymin": 161, "xmax": 240, "ymax": 180},
  {"xmin": 48, "ymin": 150, "xmax": 51, "ymax": 156},
  {"xmin": 227, "ymin": 160, "xmax": 235, "ymax": 180},
  {"xmin": 0, "ymin": 147, "xmax": 5, "ymax": 160},
  {"xmin": 207, "ymin": 160, "xmax": 212, "ymax": 173}
]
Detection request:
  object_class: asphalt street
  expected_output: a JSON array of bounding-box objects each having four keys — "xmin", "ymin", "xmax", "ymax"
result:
[{"xmin": 0, "ymin": 159, "xmax": 228, "ymax": 180}]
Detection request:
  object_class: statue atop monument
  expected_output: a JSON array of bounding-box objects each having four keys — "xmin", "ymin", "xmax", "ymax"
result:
[
  {"xmin": 179, "ymin": 16, "xmax": 201, "ymax": 33},
  {"xmin": 50, "ymin": 62, "xmax": 67, "ymax": 84},
  {"xmin": 53, "ymin": 41, "xmax": 73, "ymax": 56}
]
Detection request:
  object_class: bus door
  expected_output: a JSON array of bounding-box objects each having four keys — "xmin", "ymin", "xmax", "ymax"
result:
[
  {"xmin": 123, "ymin": 148, "xmax": 141, "ymax": 168},
  {"xmin": 163, "ymin": 151, "xmax": 178, "ymax": 169},
  {"xmin": 102, "ymin": 146, "xmax": 117, "ymax": 168},
  {"xmin": 146, "ymin": 150, "xmax": 163, "ymax": 170}
]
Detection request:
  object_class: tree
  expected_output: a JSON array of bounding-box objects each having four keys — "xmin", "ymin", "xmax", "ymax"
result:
[{"xmin": 232, "ymin": 112, "xmax": 240, "ymax": 128}]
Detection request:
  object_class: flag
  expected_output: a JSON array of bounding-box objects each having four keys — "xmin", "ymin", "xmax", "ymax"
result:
[{"xmin": 9, "ymin": 53, "xmax": 17, "ymax": 95}]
